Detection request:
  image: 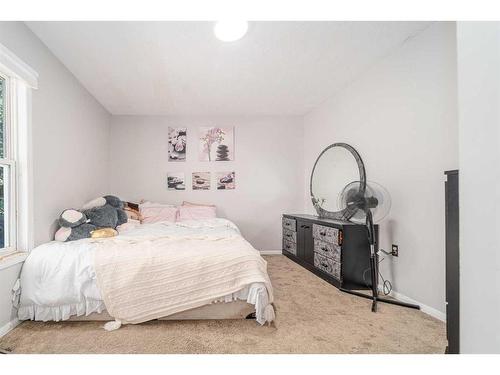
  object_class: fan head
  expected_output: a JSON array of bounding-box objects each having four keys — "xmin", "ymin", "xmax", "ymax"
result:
[{"xmin": 338, "ymin": 181, "xmax": 391, "ymax": 224}]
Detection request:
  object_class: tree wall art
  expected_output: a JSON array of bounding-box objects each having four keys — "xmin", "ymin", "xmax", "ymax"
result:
[{"xmin": 198, "ymin": 127, "xmax": 234, "ymax": 161}]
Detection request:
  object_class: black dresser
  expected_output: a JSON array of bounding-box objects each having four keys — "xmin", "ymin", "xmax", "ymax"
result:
[{"xmin": 282, "ymin": 214, "xmax": 377, "ymax": 290}]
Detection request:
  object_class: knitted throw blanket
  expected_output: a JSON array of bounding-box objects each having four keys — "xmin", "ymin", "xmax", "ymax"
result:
[{"xmin": 93, "ymin": 234, "xmax": 274, "ymax": 327}]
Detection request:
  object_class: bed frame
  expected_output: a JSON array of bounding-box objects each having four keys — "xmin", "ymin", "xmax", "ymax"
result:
[{"xmin": 67, "ymin": 300, "xmax": 255, "ymax": 321}]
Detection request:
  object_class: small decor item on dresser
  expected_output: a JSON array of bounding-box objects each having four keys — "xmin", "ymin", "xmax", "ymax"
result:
[
  {"xmin": 168, "ymin": 127, "xmax": 187, "ymax": 162},
  {"xmin": 192, "ymin": 172, "xmax": 211, "ymax": 190},
  {"xmin": 167, "ymin": 172, "xmax": 186, "ymax": 190},
  {"xmin": 199, "ymin": 126, "xmax": 234, "ymax": 161},
  {"xmin": 217, "ymin": 171, "xmax": 235, "ymax": 190}
]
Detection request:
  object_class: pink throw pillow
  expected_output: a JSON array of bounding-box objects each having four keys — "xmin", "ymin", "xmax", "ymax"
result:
[
  {"xmin": 182, "ymin": 201, "xmax": 216, "ymax": 207},
  {"xmin": 178, "ymin": 205, "xmax": 216, "ymax": 221},
  {"xmin": 139, "ymin": 202, "xmax": 178, "ymax": 223}
]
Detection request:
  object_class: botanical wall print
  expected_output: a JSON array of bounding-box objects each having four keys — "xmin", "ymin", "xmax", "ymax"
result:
[
  {"xmin": 167, "ymin": 172, "xmax": 185, "ymax": 191},
  {"xmin": 192, "ymin": 172, "xmax": 211, "ymax": 190},
  {"xmin": 168, "ymin": 127, "xmax": 187, "ymax": 162},
  {"xmin": 199, "ymin": 127, "xmax": 234, "ymax": 161},
  {"xmin": 217, "ymin": 171, "xmax": 235, "ymax": 190}
]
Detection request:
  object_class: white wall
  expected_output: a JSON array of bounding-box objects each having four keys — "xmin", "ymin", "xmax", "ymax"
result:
[
  {"xmin": 302, "ymin": 22, "xmax": 458, "ymax": 316},
  {"xmin": 109, "ymin": 116, "xmax": 304, "ymax": 251},
  {"xmin": 0, "ymin": 262, "xmax": 23, "ymax": 336},
  {"xmin": 0, "ymin": 21, "xmax": 111, "ymax": 334},
  {"xmin": 457, "ymin": 22, "xmax": 500, "ymax": 353},
  {"xmin": 0, "ymin": 22, "xmax": 111, "ymax": 247}
]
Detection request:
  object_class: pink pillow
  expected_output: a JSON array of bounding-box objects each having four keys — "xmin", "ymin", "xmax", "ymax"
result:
[
  {"xmin": 139, "ymin": 202, "xmax": 178, "ymax": 223},
  {"xmin": 182, "ymin": 201, "xmax": 216, "ymax": 207},
  {"xmin": 178, "ymin": 205, "xmax": 216, "ymax": 221}
]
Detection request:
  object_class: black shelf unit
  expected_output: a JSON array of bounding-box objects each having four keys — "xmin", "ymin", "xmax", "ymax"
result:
[{"xmin": 445, "ymin": 170, "xmax": 459, "ymax": 354}]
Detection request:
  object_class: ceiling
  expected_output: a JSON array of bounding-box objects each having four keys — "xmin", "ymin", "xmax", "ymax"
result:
[{"xmin": 27, "ymin": 21, "xmax": 430, "ymax": 116}]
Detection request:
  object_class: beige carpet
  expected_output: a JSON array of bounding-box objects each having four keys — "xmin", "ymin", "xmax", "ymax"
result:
[{"xmin": 0, "ymin": 255, "xmax": 446, "ymax": 354}]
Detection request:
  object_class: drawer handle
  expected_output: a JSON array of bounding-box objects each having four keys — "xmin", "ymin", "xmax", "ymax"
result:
[
  {"xmin": 321, "ymin": 247, "xmax": 328, "ymax": 252},
  {"xmin": 285, "ymin": 244, "xmax": 291, "ymax": 249},
  {"xmin": 285, "ymin": 222, "xmax": 290, "ymax": 226},
  {"xmin": 320, "ymin": 262, "xmax": 328, "ymax": 268},
  {"xmin": 286, "ymin": 234, "xmax": 292, "ymax": 238},
  {"xmin": 319, "ymin": 231, "xmax": 326, "ymax": 236}
]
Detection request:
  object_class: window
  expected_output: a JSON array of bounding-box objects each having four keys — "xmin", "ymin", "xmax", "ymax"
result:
[
  {"xmin": 0, "ymin": 72, "xmax": 15, "ymax": 252},
  {"xmin": 0, "ymin": 42, "xmax": 37, "ymax": 255}
]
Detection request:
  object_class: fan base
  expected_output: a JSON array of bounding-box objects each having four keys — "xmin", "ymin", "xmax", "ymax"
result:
[{"xmin": 339, "ymin": 288, "xmax": 421, "ymax": 311}]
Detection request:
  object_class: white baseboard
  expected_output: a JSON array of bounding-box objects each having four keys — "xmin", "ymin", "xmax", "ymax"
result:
[
  {"xmin": 260, "ymin": 250, "xmax": 282, "ymax": 255},
  {"xmin": 0, "ymin": 318, "xmax": 20, "ymax": 338},
  {"xmin": 388, "ymin": 290, "xmax": 446, "ymax": 322}
]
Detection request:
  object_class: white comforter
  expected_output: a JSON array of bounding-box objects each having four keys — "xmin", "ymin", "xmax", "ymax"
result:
[{"xmin": 17, "ymin": 219, "xmax": 273, "ymax": 324}]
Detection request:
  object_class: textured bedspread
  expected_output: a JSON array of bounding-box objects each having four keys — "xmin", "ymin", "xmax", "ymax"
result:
[
  {"xmin": 94, "ymin": 220, "xmax": 274, "ymax": 325},
  {"xmin": 18, "ymin": 219, "xmax": 274, "ymax": 326}
]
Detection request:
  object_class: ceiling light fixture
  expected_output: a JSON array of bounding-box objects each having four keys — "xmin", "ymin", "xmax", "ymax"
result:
[{"xmin": 214, "ymin": 21, "xmax": 248, "ymax": 42}]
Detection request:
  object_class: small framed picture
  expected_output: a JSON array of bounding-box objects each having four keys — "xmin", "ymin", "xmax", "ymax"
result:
[
  {"xmin": 167, "ymin": 172, "xmax": 185, "ymax": 191},
  {"xmin": 217, "ymin": 171, "xmax": 235, "ymax": 190},
  {"xmin": 168, "ymin": 127, "xmax": 187, "ymax": 162},
  {"xmin": 192, "ymin": 172, "xmax": 211, "ymax": 190}
]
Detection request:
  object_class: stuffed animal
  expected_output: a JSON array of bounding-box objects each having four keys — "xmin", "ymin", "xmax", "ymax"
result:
[{"xmin": 54, "ymin": 195, "xmax": 128, "ymax": 242}]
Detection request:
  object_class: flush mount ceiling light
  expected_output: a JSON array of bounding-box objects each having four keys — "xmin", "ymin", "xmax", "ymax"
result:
[{"xmin": 214, "ymin": 21, "xmax": 248, "ymax": 42}]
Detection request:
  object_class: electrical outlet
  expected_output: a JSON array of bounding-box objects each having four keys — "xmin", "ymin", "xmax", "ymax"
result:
[{"xmin": 392, "ymin": 244, "xmax": 399, "ymax": 257}]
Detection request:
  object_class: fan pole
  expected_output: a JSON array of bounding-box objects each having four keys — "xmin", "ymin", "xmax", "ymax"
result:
[
  {"xmin": 341, "ymin": 209, "xmax": 420, "ymax": 312},
  {"xmin": 367, "ymin": 210, "xmax": 379, "ymax": 312}
]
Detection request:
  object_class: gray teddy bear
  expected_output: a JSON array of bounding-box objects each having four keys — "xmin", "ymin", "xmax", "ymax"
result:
[{"xmin": 55, "ymin": 195, "xmax": 128, "ymax": 242}]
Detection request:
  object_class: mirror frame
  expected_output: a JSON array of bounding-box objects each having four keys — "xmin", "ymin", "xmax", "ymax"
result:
[{"xmin": 309, "ymin": 142, "xmax": 366, "ymax": 220}]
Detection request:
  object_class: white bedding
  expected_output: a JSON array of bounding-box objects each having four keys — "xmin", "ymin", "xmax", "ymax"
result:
[{"xmin": 17, "ymin": 219, "xmax": 273, "ymax": 324}]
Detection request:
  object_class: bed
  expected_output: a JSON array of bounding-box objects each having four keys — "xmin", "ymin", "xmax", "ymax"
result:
[{"xmin": 16, "ymin": 218, "xmax": 275, "ymax": 329}]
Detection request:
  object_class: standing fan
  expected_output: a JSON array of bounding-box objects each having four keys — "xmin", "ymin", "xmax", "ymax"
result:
[{"xmin": 338, "ymin": 181, "xmax": 420, "ymax": 312}]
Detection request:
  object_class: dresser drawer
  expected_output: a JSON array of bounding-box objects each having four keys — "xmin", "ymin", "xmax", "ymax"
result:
[
  {"xmin": 314, "ymin": 239, "xmax": 341, "ymax": 262},
  {"xmin": 314, "ymin": 252, "xmax": 341, "ymax": 280},
  {"xmin": 282, "ymin": 217, "xmax": 297, "ymax": 232},
  {"xmin": 283, "ymin": 239, "xmax": 297, "ymax": 255},
  {"xmin": 283, "ymin": 228, "xmax": 297, "ymax": 243},
  {"xmin": 312, "ymin": 224, "xmax": 340, "ymax": 245}
]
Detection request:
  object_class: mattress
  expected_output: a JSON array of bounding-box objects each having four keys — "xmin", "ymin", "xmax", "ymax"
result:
[{"xmin": 16, "ymin": 218, "xmax": 271, "ymax": 324}]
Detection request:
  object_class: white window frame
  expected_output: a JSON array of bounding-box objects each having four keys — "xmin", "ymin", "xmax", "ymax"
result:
[
  {"xmin": 0, "ymin": 42, "xmax": 37, "ymax": 257},
  {"xmin": 0, "ymin": 71, "xmax": 17, "ymax": 255}
]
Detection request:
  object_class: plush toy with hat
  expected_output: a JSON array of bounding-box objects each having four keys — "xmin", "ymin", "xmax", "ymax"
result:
[{"xmin": 54, "ymin": 195, "xmax": 128, "ymax": 242}]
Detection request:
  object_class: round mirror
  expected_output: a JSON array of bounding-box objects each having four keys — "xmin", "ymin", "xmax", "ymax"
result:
[{"xmin": 310, "ymin": 143, "xmax": 366, "ymax": 219}]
